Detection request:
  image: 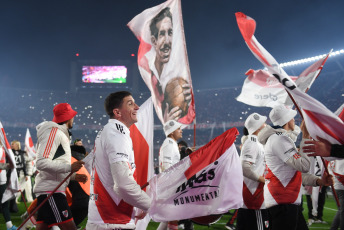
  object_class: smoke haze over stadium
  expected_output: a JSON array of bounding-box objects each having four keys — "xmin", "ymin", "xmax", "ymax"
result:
[{"xmin": 1, "ymin": 0, "xmax": 344, "ymax": 91}]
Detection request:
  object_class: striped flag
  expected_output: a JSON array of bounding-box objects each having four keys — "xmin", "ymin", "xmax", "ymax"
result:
[
  {"xmin": 130, "ymin": 97, "xmax": 154, "ymax": 230},
  {"xmin": 0, "ymin": 121, "xmax": 19, "ymax": 203},
  {"xmin": 130, "ymin": 97, "xmax": 155, "ymax": 189},
  {"xmin": 237, "ymin": 69, "xmax": 294, "ymax": 107},
  {"xmin": 147, "ymin": 128, "xmax": 243, "ymax": 222},
  {"xmin": 128, "ymin": 0, "xmax": 195, "ymax": 126},
  {"xmin": 25, "ymin": 128, "xmax": 36, "ymax": 159},
  {"xmin": 236, "ymin": 12, "xmax": 344, "ymax": 145}
]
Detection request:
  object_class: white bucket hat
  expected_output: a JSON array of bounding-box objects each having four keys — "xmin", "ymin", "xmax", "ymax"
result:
[
  {"xmin": 269, "ymin": 105, "xmax": 297, "ymax": 126},
  {"xmin": 244, "ymin": 113, "xmax": 267, "ymax": 135},
  {"xmin": 163, "ymin": 120, "xmax": 183, "ymax": 137}
]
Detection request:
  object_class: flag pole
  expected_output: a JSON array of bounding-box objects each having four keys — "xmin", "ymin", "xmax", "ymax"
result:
[
  {"xmin": 285, "ymin": 89, "xmax": 340, "ymax": 207},
  {"xmin": 18, "ymin": 172, "xmax": 73, "ymax": 229}
]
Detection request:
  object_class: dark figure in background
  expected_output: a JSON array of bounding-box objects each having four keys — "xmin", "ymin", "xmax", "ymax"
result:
[
  {"xmin": 177, "ymin": 140, "xmax": 194, "ymax": 230},
  {"xmin": 68, "ymin": 144, "xmax": 90, "ymax": 227}
]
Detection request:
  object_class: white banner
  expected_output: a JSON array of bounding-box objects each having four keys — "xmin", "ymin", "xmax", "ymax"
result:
[
  {"xmin": 236, "ymin": 69, "xmax": 289, "ymax": 107},
  {"xmin": 147, "ymin": 128, "xmax": 243, "ymax": 222},
  {"xmin": 128, "ymin": 0, "xmax": 195, "ymax": 126}
]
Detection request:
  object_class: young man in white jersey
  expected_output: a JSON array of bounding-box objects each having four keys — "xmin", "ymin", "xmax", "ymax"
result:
[
  {"xmin": 86, "ymin": 91, "xmax": 151, "ymax": 230},
  {"xmin": 236, "ymin": 113, "xmax": 269, "ymax": 230},
  {"xmin": 157, "ymin": 120, "xmax": 183, "ymax": 230},
  {"xmin": 258, "ymin": 105, "xmax": 332, "ymax": 230}
]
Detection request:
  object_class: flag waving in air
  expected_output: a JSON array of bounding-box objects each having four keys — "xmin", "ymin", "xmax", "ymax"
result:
[
  {"xmin": 236, "ymin": 12, "xmax": 344, "ymax": 145},
  {"xmin": 0, "ymin": 121, "xmax": 19, "ymax": 203},
  {"xmin": 25, "ymin": 128, "xmax": 36, "ymax": 159},
  {"xmin": 147, "ymin": 128, "xmax": 243, "ymax": 222},
  {"xmin": 128, "ymin": 0, "xmax": 195, "ymax": 126},
  {"xmin": 236, "ymin": 69, "xmax": 293, "ymax": 108}
]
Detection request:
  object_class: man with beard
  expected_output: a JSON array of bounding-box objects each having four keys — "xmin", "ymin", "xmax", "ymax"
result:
[{"xmin": 33, "ymin": 103, "xmax": 86, "ymax": 230}]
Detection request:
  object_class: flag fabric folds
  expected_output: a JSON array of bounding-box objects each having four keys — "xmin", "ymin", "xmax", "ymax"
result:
[
  {"xmin": 236, "ymin": 12, "xmax": 344, "ymax": 145},
  {"xmin": 0, "ymin": 121, "xmax": 19, "ymax": 203},
  {"xmin": 147, "ymin": 128, "xmax": 243, "ymax": 222},
  {"xmin": 128, "ymin": 0, "xmax": 195, "ymax": 126},
  {"xmin": 236, "ymin": 69, "xmax": 290, "ymax": 107},
  {"xmin": 25, "ymin": 128, "xmax": 36, "ymax": 159},
  {"xmin": 130, "ymin": 97, "xmax": 155, "ymax": 189}
]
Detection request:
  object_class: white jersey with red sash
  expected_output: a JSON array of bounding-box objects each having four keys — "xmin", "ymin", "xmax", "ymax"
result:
[
  {"xmin": 329, "ymin": 159, "xmax": 344, "ymax": 190},
  {"xmin": 88, "ymin": 119, "xmax": 137, "ymax": 229},
  {"xmin": 264, "ymin": 132, "xmax": 302, "ymax": 208},
  {"xmin": 240, "ymin": 135, "xmax": 266, "ymax": 209}
]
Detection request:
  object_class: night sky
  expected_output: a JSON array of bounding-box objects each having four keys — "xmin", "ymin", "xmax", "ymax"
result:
[{"xmin": 1, "ymin": 0, "xmax": 344, "ymax": 91}]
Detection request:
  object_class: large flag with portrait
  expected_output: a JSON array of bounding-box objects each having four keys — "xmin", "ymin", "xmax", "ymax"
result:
[
  {"xmin": 0, "ymin": 121, "xmax": 19, "ymax": 203},
  {"xmin": 147, "ymin": 128, "xmax": 243, "ymax": 221},
  {"xmin": 128, "ymin": 0, "xmax": 195, "ymax": 126},
  {"xmin": 235, "ymin": 12, "xmax": 344, "ymax": 145}
]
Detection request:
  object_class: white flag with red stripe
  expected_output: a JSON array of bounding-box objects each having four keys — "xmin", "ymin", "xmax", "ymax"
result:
[
  {"xmin": 130, "ymin": 97, "xmax": 154, "ymax": 189},
  {"xmin": 0, "ymin": 121, "xmax": 20, "ymax": 203},
  {"xmin": 128, "ymin": 0, "xmax": 196, "ymax": 126},
  {"xmin": 147, "ymin": 128, "xmax": 242, "ymax": 221},
  {"xmin": 236, "ymin": 12, "xmax": 344, "ymax": 145},
  {"xmin": 25, "ymin": 128, "xmax": 36, "ymax": 159},
  {"xmin": 131, "ymin": 97, "xmax": 155, "ymax": 230},
  {"xmin": 236, "ymin": 69, "xmax": 293, "ymax": 107}
]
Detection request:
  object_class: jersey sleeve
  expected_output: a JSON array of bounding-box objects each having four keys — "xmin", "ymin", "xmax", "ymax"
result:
[
  {"xmin": 160, "ymin": 143, "xmax": 175, "ymax": 171},
  {"xmin": 272, "ymin": 135, "xmax": 298, "ymax": 163},
  {"xmin": 36, "ymin": 128, "xmax": 70, "ymax": 173},
  {"xmin": 103, "ymin": 129, "xmax": 131, "ymax": 164},
  {"xmin": 241, "ymin": 141, "xmax": 257, "ymax": 164}
]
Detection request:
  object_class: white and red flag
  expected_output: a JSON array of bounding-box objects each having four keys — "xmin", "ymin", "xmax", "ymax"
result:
[
  {"xmin": 0, "ymin": 121, "xmax": 19, "ymax": 203},
  {"xmin": 130, "ymin": 97, "xmax": 155, "ymax": 189},
  {"xmin": 236, "ymin": 12, "xmax": 344, "ymax": 145},
  {"xmin": 147, "ymin": 128, "xmax": 243, "ymax": 222},
  {"xmin": 236, "ymin": 69, "xmax": 292, "ymax": 107},
  {"xmin": 128, "ymin": 0, "xmax": 195, "ymax": 126},
  {"xmin": 25, "ymin": 128, "xmax": 36, "ymax": 159},
  {"xmin": 130, "ymin": 97, "xmax": 154, "ymax": 230}
]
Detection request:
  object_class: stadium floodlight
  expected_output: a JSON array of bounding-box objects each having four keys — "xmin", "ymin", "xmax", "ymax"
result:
[{"xmin": 280, "ymin": 49, "xmax": 344, "ymax": 67}]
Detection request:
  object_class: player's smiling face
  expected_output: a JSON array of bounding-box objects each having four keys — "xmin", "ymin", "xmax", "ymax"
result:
[{"xmin": 116, "ymin": 95, "xmax": 139, "ymax": 128}]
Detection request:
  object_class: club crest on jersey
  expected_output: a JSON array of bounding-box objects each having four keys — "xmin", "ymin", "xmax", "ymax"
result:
[
  {"xmin": 62, "ymin": 210, "xmax": 68, "ymax": 218},
  {"xmin": 265, "ymin": 220, "xmax": 269, "ymax": 228}
]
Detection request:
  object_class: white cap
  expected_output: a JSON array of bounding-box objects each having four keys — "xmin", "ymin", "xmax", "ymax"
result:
[
  {"xmin": 163, "ymin": 120, "xmax": 183, "ymax": 136},
  {"xmin": 244, "ymin": 113, "xmax": 267, "ymax": 135},
  {"xmin": 269, "ymin": 105, "xmax": 297, "ymax": 126}
]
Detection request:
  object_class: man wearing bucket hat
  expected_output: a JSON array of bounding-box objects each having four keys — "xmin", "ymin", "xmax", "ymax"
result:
[
  {"xmin": 33, "ymin": 103, "xmax": 86, "ymax": 230},
  {"xmin": 159, "ymin": 120, "xmax": 183, "ymax": 173},
  {"xmin": 257, "ymin": 105, "xmax": 312, "ymax": 229},
  {"xmin": 157, "ymin": 120, "xmax": 183, "ymax": 230},
  {"xmin": 236, "ymin": 113, "xmax": 269, "ymax": 230}
]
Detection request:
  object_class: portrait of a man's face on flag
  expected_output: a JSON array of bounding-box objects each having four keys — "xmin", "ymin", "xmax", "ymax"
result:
[{"xmin": 128, "ymin": 0, "xmax": 195, "ymax": 125}]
